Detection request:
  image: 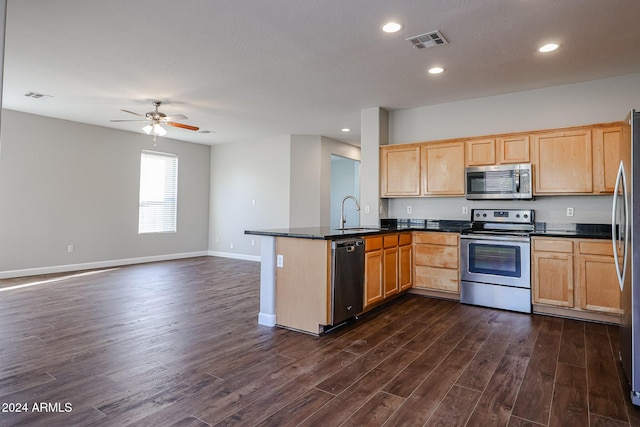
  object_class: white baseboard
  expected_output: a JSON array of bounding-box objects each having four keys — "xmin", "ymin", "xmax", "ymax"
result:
[
  {"xmin": 258, "ymin": 312, "xmax": 277, "ymax": 327},
  {"xmin": 208, "ymin": 251, "xmax": 261, "ymax": 262},
  {"xmin": 0, "ymin": 251, "xmax": 210, "ymax": 279}
]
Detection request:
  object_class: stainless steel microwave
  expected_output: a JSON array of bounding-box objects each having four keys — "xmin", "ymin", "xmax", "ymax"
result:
[{"xmin": 465, "ymin": 163, "xmax": 533, "ymax": 200}]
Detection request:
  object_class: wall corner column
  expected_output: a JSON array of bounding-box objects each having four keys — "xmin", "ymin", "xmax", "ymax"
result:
[{"xmin": 360, "ymin": 107, "xmax": 389, "ymax": 226}]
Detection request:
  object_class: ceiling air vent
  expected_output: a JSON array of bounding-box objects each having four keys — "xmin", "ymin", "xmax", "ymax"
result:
[
  {"xmin": 24, "ymin": 91, "xmax": 52, "ymax": 99},
  {"xmin": 406, "ymin": 30, "xmax": 448, "ymax": 49}
]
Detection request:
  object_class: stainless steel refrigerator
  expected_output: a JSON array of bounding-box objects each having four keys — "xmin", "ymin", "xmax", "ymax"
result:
[{"xmin": 613, "ymin": 109, "xmax": 640, "ymax": 406}]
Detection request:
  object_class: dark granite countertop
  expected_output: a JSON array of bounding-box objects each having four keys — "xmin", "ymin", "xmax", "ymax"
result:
[
  {"xmin": 531, "ymin": 222, "xmax": 613, "ymax": 239},
  {"xmin": 245, "ymin": 220, "xmax": 613, "ymax": 240}
]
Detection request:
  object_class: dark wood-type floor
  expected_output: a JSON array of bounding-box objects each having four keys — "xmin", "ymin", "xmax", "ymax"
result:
[{"xmin": 1, "ymin": 256, "xmax": 639, "ymax": 426}]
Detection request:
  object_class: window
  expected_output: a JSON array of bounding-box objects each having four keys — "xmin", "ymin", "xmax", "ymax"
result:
[{"xmin": 138, "ymin": 150, "xmax": 178, "ymax": 233}]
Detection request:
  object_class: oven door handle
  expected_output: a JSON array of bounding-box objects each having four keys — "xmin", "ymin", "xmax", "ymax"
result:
[{"xmin": 460, "ymin": 234, "xmax": 530, "ymax": 243}]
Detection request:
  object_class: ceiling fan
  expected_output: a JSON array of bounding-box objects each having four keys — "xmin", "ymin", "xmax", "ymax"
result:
[{"xmin": 110, "ymin": 101, "xmax": 199, "ymax": 137}]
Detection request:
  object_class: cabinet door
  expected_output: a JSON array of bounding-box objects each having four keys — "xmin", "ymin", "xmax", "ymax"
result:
[
  {"xmin": 380, "ymin": 146, "xmax": 421, "ymax": 196},
  {"xmin": 466, "ymin": 138, "xmax": 496, "ymax": 166},
  {"xmin": 383, "ymin": 247, "xmax": 398, "ymax": 298},
  {"xmin": 578, "ymin": 254, "xmax": 621, "ymax": 314},
  {"xmin": 532, "ymin": 252, "xmax": 574, "ymax": 307},
  {"xmin": 593, "ymin": 126, "xmax": 623, "ymax": 194},
  {"xmin": 421, "ymin": 142, "xmax": 465, "ymax": 195},
  {"xmin": 399, "ymin": 244, "xmax": 412, "ymax": 291},
  {"xmin": 364, "ymin": 250, "xmax": 383, "ymax": 309},
  {"xmin": 533, "ymin": 130, "xmax": 593, "ymax": 194},
  {"xmin": 497, "ymin": 135, "xmax": 530, "ymax": 164}
]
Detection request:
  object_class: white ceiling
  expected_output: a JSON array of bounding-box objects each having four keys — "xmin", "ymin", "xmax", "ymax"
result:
[{"xmin": 3, "ymin": 0, "xmax": 640, "ymax": 146}]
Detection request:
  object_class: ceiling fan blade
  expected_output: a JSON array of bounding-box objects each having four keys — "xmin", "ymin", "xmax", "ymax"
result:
[
  {"xmin": 120, "ymin": 109, "xmax": 146, "ymax": 117},
  {"xmin": 163, "ymin": 114, "xmax": 188, "ymax": 121},
  {"xmin": 167, "ymin": 122, "xmax": 199, "ymax": 131},
  {"xmin": 110, "ymin": 119, "xmax": 150, "ymax": 122}
]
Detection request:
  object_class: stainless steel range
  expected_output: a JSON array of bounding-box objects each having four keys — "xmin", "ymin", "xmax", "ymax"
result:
[{"xmin": 460, "ymin": 208, "xmax": 534, "ymax": 313}]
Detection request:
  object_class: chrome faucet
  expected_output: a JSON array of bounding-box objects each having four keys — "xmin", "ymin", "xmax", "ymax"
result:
[{"xmin": 340, "ymin": 195, "xmax": 361, "ymax": 229}]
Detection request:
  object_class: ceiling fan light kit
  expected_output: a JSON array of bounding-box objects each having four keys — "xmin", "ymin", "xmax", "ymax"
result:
[{"xmin": 110, "ymin": 101, "xmax": 199, "ymax": 139}]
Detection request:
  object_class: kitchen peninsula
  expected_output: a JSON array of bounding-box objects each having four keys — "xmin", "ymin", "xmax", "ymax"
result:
[
  {"xmin": 246, "ymin": 221, "xmax": 466, "ymax": 335},
  {"xmin": 247, "ymin": 218, "xmax": 616, "ymax": 335}
]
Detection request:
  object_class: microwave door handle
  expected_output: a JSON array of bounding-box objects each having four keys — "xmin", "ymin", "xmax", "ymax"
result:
[{"xmin": 515, "ymin": 169, "xmax": 520, "ymax": 192}]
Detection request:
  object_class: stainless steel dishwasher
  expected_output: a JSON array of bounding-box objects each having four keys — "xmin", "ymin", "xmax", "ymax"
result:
[{"xmin": 330, "ymin": 238, "xmax": 364, "ymax": 326}]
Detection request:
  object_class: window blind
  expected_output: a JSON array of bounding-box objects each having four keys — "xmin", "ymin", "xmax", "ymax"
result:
[{"xmin": 138, "ymin": 150, "xmax": 178, "ymax": 234}]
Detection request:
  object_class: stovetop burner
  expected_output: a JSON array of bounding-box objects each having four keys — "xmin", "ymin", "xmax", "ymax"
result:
[{"xmin": 463, "ymin": 208, "xmax": 535, "ymax": 236}]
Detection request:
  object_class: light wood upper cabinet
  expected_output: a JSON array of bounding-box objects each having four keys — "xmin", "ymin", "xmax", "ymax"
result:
[
  {"xmin": 466, "ymin": 138, "xmax": 496, "ymax": 166},
  {"xmin": 497, "ymin": 134, "xmax": 530, "ymax": 164},
  {"xmin": 380, "ymin": 146, "xmax": 421, "ymax": 196},
  {"xmin": 381, "ymin": 122, "xmax": 625, "ymax": 198},
  {"xmin": 421, "ymin": 141, "xmax": 465, "ymax": 196},
  {"xmin": 593, "ymin": 125, "xmax": 623, "ymax": 194},
  {"xmin": 533, "ymin": 129, "xmax": 593, "ymax": 194}
]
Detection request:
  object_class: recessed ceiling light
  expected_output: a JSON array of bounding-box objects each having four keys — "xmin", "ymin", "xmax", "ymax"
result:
[
  {"xmin": 382, "ymin": 22, "xmax": 402, "ymax": 33},
  {"xmin": 341, "ymin": 128, "xmax": 351, "ymax": 132},
  {"xmin": 538, "ymin": 43, "xmax": 559, "ymax": 53},
  {"xmin": 428, "ymin": 67, "xmax": 445, "ymax": 74}
]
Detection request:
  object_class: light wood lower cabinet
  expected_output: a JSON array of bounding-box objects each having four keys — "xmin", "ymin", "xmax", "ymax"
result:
[
  {"xmin": 532, "ymin": 236, "xmax": 621, "ymax": 322},
  {"xmin": 413, "ymin": 232, "xmax": 460, "ymax": 295},
  {"xmin": 363, "ymin": 232, "xmax": 412, "ymax": 312},
  {"xmin": 383, "ymin": 234, "xmax": 399, "ymax": 298},
  {"xmin": 399, "ymin": 232, "xmax": 413, "ymax": 291}
]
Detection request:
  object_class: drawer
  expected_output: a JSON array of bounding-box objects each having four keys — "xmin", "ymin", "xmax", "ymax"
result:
[
  {"xmin": 399, "ymin": 232, "xmax": 412, "ymax": 246},
  {"xmin": 414, "ymin": 266, "xmax": 459, "ymax": 293},
  {"xmin": 533, "ymin": 238, "xmax": 573, "ymax": 253},
  {"xmin": 365, "ymin": 236, "xmax": 382, "ymax": 252},
  {"xmin": 383, "ymin": 234, "xmax": 399, "ymax": 248},
  {"xmin": 579, "ymin": 240, "xmax": 614, "ymax": 256},
  {"xmin": 413, "ymin": 232, "xmax": 458, "ymax": 246},
  {"xmin": 414, "ymin": 245, "xmax": 458, "ymax": 268}
]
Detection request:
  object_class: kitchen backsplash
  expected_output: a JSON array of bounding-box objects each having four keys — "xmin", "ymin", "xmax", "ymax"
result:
[{"xmin": 386, "ymin": 194, "xmax": 613, "ymax": 224}]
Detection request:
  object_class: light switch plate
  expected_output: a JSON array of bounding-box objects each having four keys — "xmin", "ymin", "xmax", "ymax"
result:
[{"xmin": 277, "ymin": 255, "xmax": 284, "ymax": 268}]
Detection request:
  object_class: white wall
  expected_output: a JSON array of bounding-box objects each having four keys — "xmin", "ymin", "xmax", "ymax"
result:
[
  {"xmin": 384, "ymin": 73, "xmax": 640, "ymax": 224},
  {"xmin": 0, "ymin": 110, "xmax": 211, "ymax": 276},
  {"xmin": 209, "ymin": 135, "xmax": 291, "ymax": 259},
  {"xmin": 209, "ymin": 134, "xmax": 360, "ymax": 259}
]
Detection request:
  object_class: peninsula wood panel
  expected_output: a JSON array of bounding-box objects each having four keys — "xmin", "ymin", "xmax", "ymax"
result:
[{"xmin": 275, "ymin": 237, "xmax": 330, "ymax": 334}]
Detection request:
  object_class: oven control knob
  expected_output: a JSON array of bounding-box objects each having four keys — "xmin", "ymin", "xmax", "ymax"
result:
[
  {"xmin": 475, "ymin": 213, "xmax": 480, "ymax": 217},
  {"xmin": 482, "ymin": 213, "xmax": 487, "ymax": 217},
  {"xmin": 516, "ymin": 214, "xmax": 521, "ymax": 218},
  {"xmin": 524, "ymin": 214, "xmax": 528, "ymax": 218}
]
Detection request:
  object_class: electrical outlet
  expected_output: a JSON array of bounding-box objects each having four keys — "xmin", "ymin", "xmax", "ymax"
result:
[
  {"xmin": 407, "ymin": 206, "xmax": 412, "ymax": 214},
  {"xmin": 566, "ymin": 207, "xmax": 574, "ymax": 217},
  {"xmin": 251, "ymin": 239, "xmax": 255, "ymax": 246},
  {"xmin": 364, "ymin": 205, "xmax": 370, "ymax": 214},
  {"xmin": 67, "ymin": 244, "xmax": 74, "ymax": 253},
  {"xmin": 230, "ymin": 243, "xmax": 234, "ymax": 249},
  {"xmin": 277, "ymin": 255, "xmax": 284, "ymax": 268},
  {"xmin": 462, "ymin": 206, "xmax": 469, "ymax": 215}
]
